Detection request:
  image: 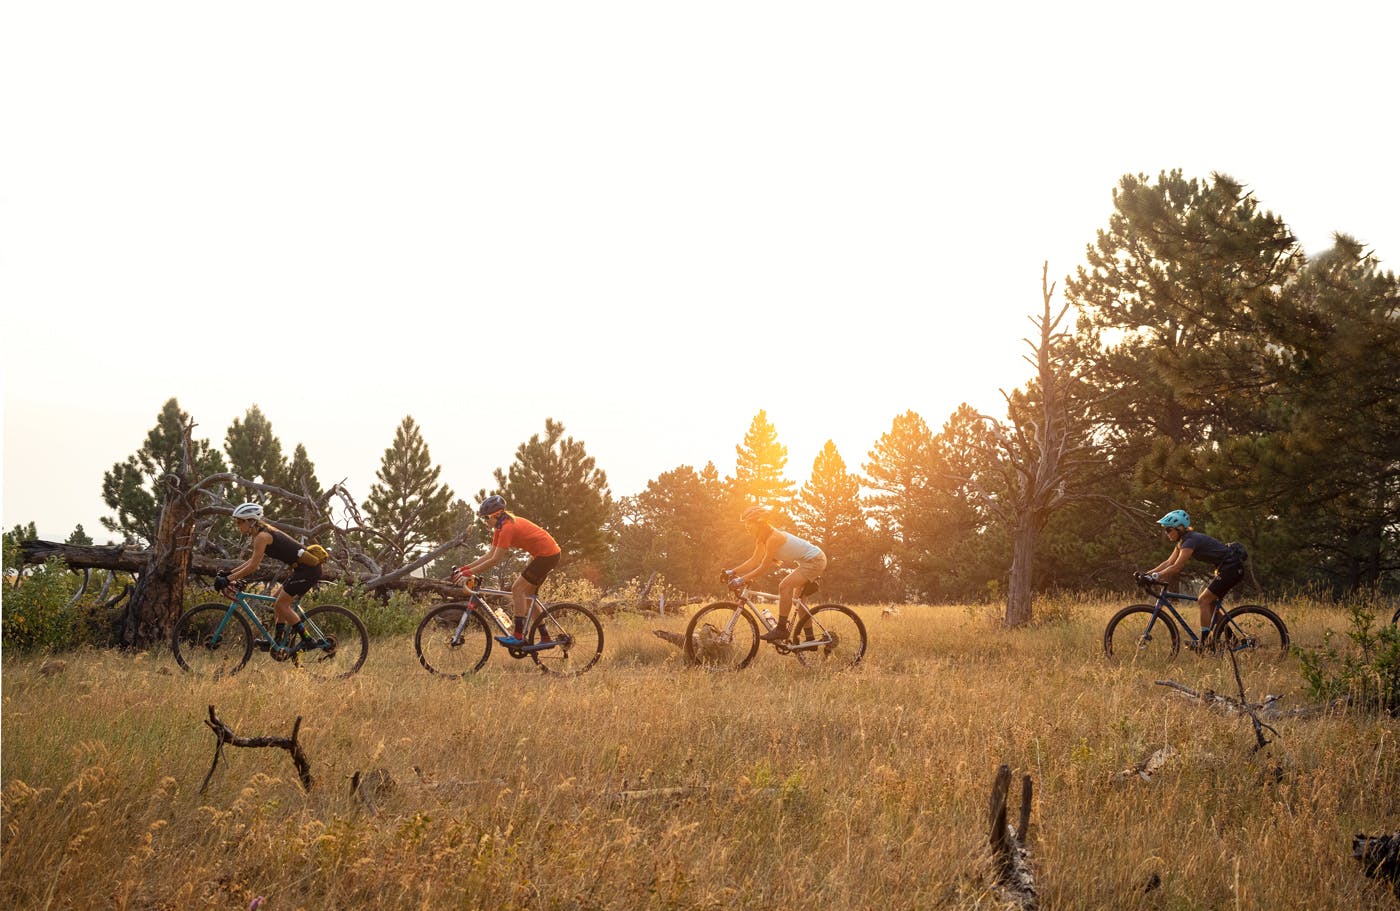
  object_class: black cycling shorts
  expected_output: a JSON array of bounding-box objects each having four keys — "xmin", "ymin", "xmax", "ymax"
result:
[
  {"xmin": 1207, "ymin": 544, "xmax": 1248, "ymax": 598},
  {"xmin": 521, "ymin": 553, "xmax": 561, "ymax": 586},
  {"xmin": 282, "ymin": 564, "xmax": 323, "ymax": 597}
]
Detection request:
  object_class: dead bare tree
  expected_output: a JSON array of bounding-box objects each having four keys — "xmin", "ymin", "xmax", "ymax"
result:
[{"xmin": 960, "ymin": 263, "xmax": 1099, "ymax": 627}]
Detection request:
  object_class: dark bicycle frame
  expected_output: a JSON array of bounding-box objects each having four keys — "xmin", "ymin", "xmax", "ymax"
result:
[{"xmin": 1133, "ymin": 578, "xmax": 1251, "ymax": 651}]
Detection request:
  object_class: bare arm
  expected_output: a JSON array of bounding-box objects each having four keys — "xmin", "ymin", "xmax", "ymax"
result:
[
  {"xmin": 1153, "ymin": 544, "xmax": 1193, "ymax": 579},
  {"xmin": 228, "ymin": 531, "xmax": 271, "ymax": 583},
  {"xmin": 459, "ymin": 545, "xmax": 510, "ymax": 578},
  {"xmin": 735, "ymin": 537, "xmax": 783, "ymax": 585}
]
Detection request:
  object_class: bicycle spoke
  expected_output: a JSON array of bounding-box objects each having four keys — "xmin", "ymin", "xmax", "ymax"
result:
[
  {"xmin": 416, "ymin": 603, "xmax": 492, "ymax": 677},
  {"xmin": 528, "ymin": 603, "xmax": 603, "ymax": 677}
]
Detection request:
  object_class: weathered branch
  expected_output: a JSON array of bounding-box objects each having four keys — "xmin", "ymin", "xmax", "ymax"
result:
[
  {"xmin": 987, "ymin": 764, "xmax": 1038, "ymax": 910},
  {"xmin": 201, "ymin": 705, "xmax": 313, "ymax": 794},
  {"xmin": 18, "ymin": 539, "xmax": 465, "ymax": 600}
]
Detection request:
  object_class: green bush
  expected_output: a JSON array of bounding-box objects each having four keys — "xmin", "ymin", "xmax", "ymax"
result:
[
  {"xmin": 2, "ymin": 559, "xmax": 81, "ymax": 654},
  {"xmin": 302, "ymin": 581, "xmax": 421, "ymax": 639},
  {"xmin": 1297, "ymin": 604, "xmax": 1400, "ymax": 714}
]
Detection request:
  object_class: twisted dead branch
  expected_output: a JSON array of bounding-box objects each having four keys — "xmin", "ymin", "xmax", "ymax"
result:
[{"xmin": 201, "ymin": 705, "xmax": 313, "ymax": 794}]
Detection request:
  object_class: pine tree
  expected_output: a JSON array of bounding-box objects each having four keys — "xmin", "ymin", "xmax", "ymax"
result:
[
  {"xmin": 101, "ymin": 399, "xmax": 227, "ymax": 544},
  {"xmin": 362, "ymin": 416, "xmax": 457, "ymax": 570},
  {"xmin": 223, "ymin": 405, "xmax": 288, "ymax": 489},
  {"xmin": 66, "ymin": 524, "xmax": 93, "ymax": 546},
  {"xmin": 792, "ymin": 441, "xmax": 885, "ymax": 598},
  {"xmin": 492, "ymin": 418, "xmax": 614, "ymax": 577},
  {"xmin": 733, "ymin": 410, "xmax": 794, "ymax": 511},
  {"xmin": 862, "ymin": 410, "xmax": 938, "ymax": 595}
]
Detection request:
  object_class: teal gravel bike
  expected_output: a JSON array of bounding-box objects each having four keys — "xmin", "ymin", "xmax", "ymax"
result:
[{"xmin": 172, "ymin": 583, "xmax": 369, "ymax": 679}]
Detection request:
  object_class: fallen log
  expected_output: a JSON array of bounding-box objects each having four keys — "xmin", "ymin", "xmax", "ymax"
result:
[
  {"xmin": 201, "ymin": 705, "xmax": 313, "ymax": 794},
  {"xmin": 20, "ymin": 539, "xmax": 464, "ymax": 600}
]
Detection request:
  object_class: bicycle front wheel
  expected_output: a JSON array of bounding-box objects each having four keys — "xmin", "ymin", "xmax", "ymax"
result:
[
  {"xmin": 798, "ymin": 604, "xmax": 867, "ymax": 668},
  {"xmin": 416, "ymin": 603, "xmax": 492, "ymax": 677},
  {"xmin": 528, "ymin": 602, "xmax": 604, "ymax": 677},
  {"xmin": 296, "ymin": 605, "xmax": 369, "ymax": 679},
  {"xmin": 684, "ymin": 602, "xmax": 760, "ymax": 670},
  {"xmin": 1104, "ymin": 605, "xmax": 1180, "ymax": 666},
  {"xmin": 172, "ymin": 603, "xmax": 253, "ymax": 678},
  {"xmin": 1219, "ymin": 605, "xmax": 1290, "ymax": 663}
]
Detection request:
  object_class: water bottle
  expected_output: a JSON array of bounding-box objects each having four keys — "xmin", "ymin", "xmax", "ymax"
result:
[
  {"xmin": 759, "ymin": 607, "xmax": 777, "ymax": 630},
  {"xmin": 493, "ymin": 608, "xmax": 512, "ymax": 631}
]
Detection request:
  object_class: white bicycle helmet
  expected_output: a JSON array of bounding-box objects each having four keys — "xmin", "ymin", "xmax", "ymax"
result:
[
  {"xmin": 231, "ymin": 502, "xmax": 264, "ymax": 520},
  {"xmin": 740, "ymin": 505, "xmax": 772, "ymax": 524}
]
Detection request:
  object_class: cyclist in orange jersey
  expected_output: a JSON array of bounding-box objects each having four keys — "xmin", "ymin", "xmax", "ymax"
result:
[{"xmin": 451, "ymin": 495, "xmax": 562, "ymax": 646}]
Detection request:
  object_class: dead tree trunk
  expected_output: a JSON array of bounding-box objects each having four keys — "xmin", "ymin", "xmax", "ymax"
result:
[{"xmin": 119, "ymin": 425, "xmax": 201, "ymax": 648}]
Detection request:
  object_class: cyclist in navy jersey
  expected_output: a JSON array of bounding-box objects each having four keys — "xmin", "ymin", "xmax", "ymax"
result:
[{"xmin": 1144, "ymin": 509, "xmax": 1248, "ymax": 644}]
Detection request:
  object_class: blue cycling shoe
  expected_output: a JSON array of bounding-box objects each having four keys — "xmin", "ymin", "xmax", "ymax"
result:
[{"xmin": 494, "ymin": 635, "xmax": 525, "ymax": 647}]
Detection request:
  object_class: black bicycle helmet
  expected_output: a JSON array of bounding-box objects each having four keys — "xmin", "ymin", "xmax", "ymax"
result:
[{"xmin": 478, "ymin": 495, "xmax": 507, "ymax": 517}]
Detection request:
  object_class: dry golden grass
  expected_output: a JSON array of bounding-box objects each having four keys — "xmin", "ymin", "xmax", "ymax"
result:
[{"xmin": 3, "ymin": 597, "xmax": 1398, "ymax": 910}]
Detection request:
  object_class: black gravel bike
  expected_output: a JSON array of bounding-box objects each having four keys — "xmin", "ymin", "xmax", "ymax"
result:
[{"xmin": 1103, "ymin": 573, "xmax": 1289, "ymax": 666}]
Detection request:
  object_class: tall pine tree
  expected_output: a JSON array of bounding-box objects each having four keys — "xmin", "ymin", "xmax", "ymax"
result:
[
  {"xmin": 492, "ymin": 418, "xmax": 614, "ymax": 579},
  {"xmin": 362, "ymin": 416, "xmax": 456, "ymax": 570},
  {"xmin": 101, "ymin": 398, "xmax": 227, "ymax": 544},
  {"xmin": 733, "ymin": 410, "xmax": 794, "ymax": 511}
]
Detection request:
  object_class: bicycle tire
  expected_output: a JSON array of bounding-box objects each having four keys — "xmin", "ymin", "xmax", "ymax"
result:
[
  {"xmin": 416, "ymin": 602, "xmax": 492, "ymax": 677},
  {"xmin": 1219, "ymin": 604, "xmax": 1290, "ymax": 661},
  {"xmin": 800, "ymin": 604, "xmax": 867, "ymax": 668},
  {"xmin": 527, "ymin": 602, "xmax": 604, "ymax": 677},
  {"xmin": 684, "ymin": 601, "xmax": 761, "ymax": 670},
  {"xmin": 1103, "ymin": 604, "xmax": 1180, "ymax": 664},
  {"xmin": 172, "ymin": 603, "xmax": 253, "ymax": 678},
  {"xmin": 296, "ymin": 605, "xmax": 369, "ymax": 679}
]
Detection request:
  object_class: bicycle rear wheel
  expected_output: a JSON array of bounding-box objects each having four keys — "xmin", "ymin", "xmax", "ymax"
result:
[
  {"xmin": 1218, "ymin": 605, "xmax": 1290, "ymax": 663},
  {"xmin": 794, "ymin": 604, "xmax": 867, "ymax": 668},
  {"xmin": 296, "ymin": 605, "xmax": 369, "ymax": 679},
  {"xmin": 684, "ymin": 602, "xmax": 760, "ymax": 670},
  {"xmin": 527, "ymin": 602, "xmax": 603, "ymax": 677},
  {"xmin": 172, "ymin": 603, "xmax": 253, "ymax": 678},
  {"xmin": 1104, "ymin": 605, "xmax": 1180, "ymax": 666},
  {"xmin": 416, "ymin": 603, "xmax": 492, "ymax": 677}
]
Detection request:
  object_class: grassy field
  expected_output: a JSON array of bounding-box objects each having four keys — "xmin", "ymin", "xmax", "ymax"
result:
[{"xmin": 2, "ymin": 596, "xmax": 1398, "ymax": 910}]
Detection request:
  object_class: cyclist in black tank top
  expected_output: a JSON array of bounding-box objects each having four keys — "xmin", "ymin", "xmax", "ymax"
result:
[
  {"xmin": 218, "ymin": 502, "xmax": 323, "ymax": 650},
  {"xmin": 1144, "ymin": 508, "xmax": 1249, "ymax": 642}
]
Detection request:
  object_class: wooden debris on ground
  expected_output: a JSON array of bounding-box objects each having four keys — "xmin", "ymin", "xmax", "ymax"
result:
[
  {"xmin": 987, "ymin": 764, "xmax": 1038, "ymax": 911},
  {"xmin": 200, "ymin": 705, "xmax": 312, "ymax": 794}
]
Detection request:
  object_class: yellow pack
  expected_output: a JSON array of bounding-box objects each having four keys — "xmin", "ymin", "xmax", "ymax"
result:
[{"xmin": 298, "ymin": 544, "xmax": 330, "ymax": 567}]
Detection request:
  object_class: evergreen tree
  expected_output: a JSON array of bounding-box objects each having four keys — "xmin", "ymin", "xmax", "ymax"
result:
[
  {"xmin": 101, "ymin": 399, "xmax": 227, "ymax": 544},
  {"xmin": 792, "ymin": 441, "xmax": 887, "ymax": 599},
  {"xmin": 362, "ymin": 416, "xmax": 457, "ymax": 570},
  {"xmin": 223, "ymin": 405, "xmax": 288, "ymax": 489},
  {"xmin": 733, "ymin": 410, "xmax": 795, "ymax": 511},
  {"xmin": 862, "ymin": 410, "xmax": 938, "ymax": 597},
  {"xmin": 66, "ymin": 524, "xmax": 93, "ymax": 546},
  {"xmin": 492, "ymin": 418, "xmax": 614, "ymax": 579},
  {"xmin": 1066, "ymin": 170, "xmax": 1302, "ymax": 460}
]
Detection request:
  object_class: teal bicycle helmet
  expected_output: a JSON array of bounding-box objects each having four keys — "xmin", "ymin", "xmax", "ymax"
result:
[{"xmin": 1157, "ymin": 509, "xmax": 1191, "ymax": 529}]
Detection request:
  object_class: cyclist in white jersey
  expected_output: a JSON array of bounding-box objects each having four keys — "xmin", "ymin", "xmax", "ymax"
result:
[{"xmin": 724, "ymin": 505, "xmax": 828, "ymax": 643}]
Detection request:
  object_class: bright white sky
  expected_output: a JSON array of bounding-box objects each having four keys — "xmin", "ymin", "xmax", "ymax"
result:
[{"xmin": 3, "ymin": 2, "xmax": 1397, "ymax": 542}]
